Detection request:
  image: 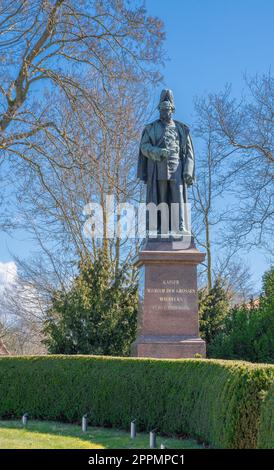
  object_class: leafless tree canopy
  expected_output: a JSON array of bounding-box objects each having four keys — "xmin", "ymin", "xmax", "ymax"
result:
[
  {"xmin": 12, "ymin": 82, "xmax": 150, "ymax": 271},
  {"xmin": 0, "ymin": 274, "xmax": 47, "ymax": 354},
  {"xmin": 0, "ymin": 0, "xmax": 164, "ymax": 283},
  {"xmin": 194, "ymin": 75, "xmax": 273, "ymax": 250},
  {"xmin": 192, "ymin": 74, "xmax": 273, "ymax": 297},
  {"xmin": 0, "ymin": 0, "xmax": 164, "ymax": 172}
]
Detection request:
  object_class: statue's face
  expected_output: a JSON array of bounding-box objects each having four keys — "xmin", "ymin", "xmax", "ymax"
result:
[{"xmin": 160, "ymin": 106, "xmax": 173, "ymax": 123}]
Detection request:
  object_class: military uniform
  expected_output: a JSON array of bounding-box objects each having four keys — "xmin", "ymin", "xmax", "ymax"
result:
[{"xmin": 138, "ymin": 117, "xmax": 195, "ymax": 233}]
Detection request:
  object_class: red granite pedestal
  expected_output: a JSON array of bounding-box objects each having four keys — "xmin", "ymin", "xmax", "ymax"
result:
[{"xmin": 131, "ymin": 238, "xmax": 206, "ymax": 358}]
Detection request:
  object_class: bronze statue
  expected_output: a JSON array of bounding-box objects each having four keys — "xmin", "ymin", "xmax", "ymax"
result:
[{"xmin": 137, "ymin": 89, "xmax": 195, "ymax": 236}]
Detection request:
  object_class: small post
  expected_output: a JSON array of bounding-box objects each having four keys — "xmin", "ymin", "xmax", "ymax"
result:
[
  {"xmin": 130, "ymin": 419, "xmax": 136, "ymax": 439},
  {"xmin": 149, "ymin": 429, "xmax": 157, "ymax": 449},
  {"xmin": 160, "ymin": 443, "xmax": 166, "ymax": 449},
  {"xmin": 82, "ymin": 414, "xmax": 88, "ymax": 432},
  {"xmin": 22, "ymin": 413, "xmax": 28, "ymax": 427}
]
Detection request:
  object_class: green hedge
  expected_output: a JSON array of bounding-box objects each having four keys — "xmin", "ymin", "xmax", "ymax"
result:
[
  {"xmin": 257, "ymin": 382, "xmax": 274, "ymax": 448},
  {"xmin": 0, "ymin": 356, "xmax": 273, "ymax": 448}
]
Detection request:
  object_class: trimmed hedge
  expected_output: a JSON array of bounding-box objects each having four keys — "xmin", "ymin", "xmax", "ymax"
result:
[
  {"xmin": 257, "ymin": 382, "xmax": 274, "ymax": 449},
  {"xmin": 0, "ymin": 356, "xmax": 273, "ymax": 448}
]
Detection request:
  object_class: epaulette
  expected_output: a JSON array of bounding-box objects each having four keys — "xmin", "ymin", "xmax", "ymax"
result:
[{"xmin": 174, "ymin": 120, "xmax": 190, "ymax": 131}]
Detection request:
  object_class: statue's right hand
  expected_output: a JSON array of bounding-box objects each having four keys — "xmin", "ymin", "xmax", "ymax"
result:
[{"xmin": 160, "ymin": 149, "xmax": 169, "ymax": 159}]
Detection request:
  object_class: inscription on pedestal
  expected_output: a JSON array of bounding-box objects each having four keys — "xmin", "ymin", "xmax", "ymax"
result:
[
  {"xmin": 140, "ymin": 263, "xmax": 199, "ymax": 336},
  {"xmin": 147, "ymin": 279, "xmax": 196, "ymax": 311}
]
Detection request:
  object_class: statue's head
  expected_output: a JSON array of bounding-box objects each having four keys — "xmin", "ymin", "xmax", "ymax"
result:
[{"xmin": 158, "ymin": 89, "xmax": 175, "ymax": 123}]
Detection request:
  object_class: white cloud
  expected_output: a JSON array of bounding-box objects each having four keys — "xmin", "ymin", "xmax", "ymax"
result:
[{"xmin": 0, "ymin": 261, "xmax": 17, "ymax": 288}]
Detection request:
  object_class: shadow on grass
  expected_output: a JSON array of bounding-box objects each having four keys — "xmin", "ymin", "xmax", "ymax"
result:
[{"xmin": 0, "ymin": 420, "xmax": 203, "ymax": 449}]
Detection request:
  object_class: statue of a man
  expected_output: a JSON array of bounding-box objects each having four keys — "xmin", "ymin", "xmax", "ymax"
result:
[{"xmin": 137, "ymin": 89, "xmax": 195, "ymax": 236}]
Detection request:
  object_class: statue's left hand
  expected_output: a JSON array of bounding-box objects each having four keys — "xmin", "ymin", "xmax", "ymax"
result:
[{"xmin": 183, "ymin": 174, "xmax": 193, "ymax": 186}]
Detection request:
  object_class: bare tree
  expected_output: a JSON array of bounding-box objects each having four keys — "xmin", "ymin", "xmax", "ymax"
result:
[
  {"xmin": 0, "ymin": 78, "xmax": 152, "ymax": 353},
  {"xmin": 213, "ymin": 252, "xmax": 254, "ymax": 303},
  {"xmin": 192, "ymin": 74, "xmax": 273, "ymax": 298},
  {"xmin": 12, "ymin": 79, "xmax": 150, "ymax": 262},
  {"xmin": 0, "ymin": 0, "xmax": 164, "ymax": 196},
  {"xmin": 192, "ymin": 95, "xmax": 238, "ymax": 290},
  {"xmin": 0, "ymin": 275, "xmax": 47, "ymax": 354},
  {"xmin": 198, "ymin": 74, "xmax": 273, "ymax": 250}
]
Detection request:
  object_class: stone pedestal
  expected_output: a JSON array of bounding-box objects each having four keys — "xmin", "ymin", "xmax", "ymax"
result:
[{"xmin": 132, "ymin": 238, "xmax": 206, "ymax": 358}]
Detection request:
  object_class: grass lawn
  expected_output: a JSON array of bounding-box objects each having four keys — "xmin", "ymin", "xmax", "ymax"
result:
[{"xmin": 0, "ymin": 421, "xmax": 203, "ymax": 449}]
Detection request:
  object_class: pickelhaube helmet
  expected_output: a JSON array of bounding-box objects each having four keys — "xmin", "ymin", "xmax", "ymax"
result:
[{"xmin": 157, "ymin": 89, "xmax": 175, "ymax": 112}]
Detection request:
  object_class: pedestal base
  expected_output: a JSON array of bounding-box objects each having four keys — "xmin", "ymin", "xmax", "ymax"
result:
[
  {"xmin": 131, "ymin": 238, "xmax": 206, "ymax": 359},
  {"xmin": 132, "ymin": 335, "xmax": 206, "ymax": 359}
]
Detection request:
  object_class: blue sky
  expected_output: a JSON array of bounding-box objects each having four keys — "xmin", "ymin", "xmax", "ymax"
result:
[
  {"xmin": 148, "ymin": 0, "xmax": 274, "ymax": 119},
  {"xmin": 145, "ymin": 0, "xmax": 274, "ymax": 291},
  {"xmin": 0, "ymin": 0, "xmax": 273, "ymax": 291}
]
